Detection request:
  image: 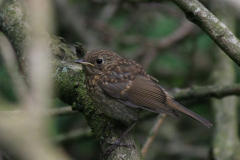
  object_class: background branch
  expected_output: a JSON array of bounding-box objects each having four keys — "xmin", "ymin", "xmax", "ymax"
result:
[
  {"xmin": 170, "ymin": 84, "xmax": 240, "ymax": 100},
  {"xmin": 210, "ymin": 1, "xmax": 240, "ymax": 159},
  {"xmin": 172, "ymin": 0, "xmax": 240, "ymax": 67},
  {"xmin": 0, "ymin": 0, "xmax": 71, "ymax": 159},
  {"xmin": 141, "ymin": 114, "xmax": 166, "ymax": 157}
]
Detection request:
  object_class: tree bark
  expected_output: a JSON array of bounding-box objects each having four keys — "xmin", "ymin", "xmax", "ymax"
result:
[
  {"xmin": 210, "ymin": 1, "xmax": 240, "ymax": 159},
  {"xmin": 0, "ymin": 1, "xmax": 143, "ymax": 159}
]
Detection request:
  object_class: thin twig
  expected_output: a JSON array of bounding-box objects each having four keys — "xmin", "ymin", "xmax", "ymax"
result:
[
  {"xmin": 142, "ymin": 20, "xmax": 195, "ymax": 68},
  {"xmin": 141, "ymin": 114, "xmax": 166, "ymax": 157},
  {"xmin": 155, "ymin": 20, "xmax": 195, "ymax": 50},
  {"xmin": 55, "ymin": 128, "xmax": 92, "ymax": 143},
  {"xmin": 121, "ymin": 19, "xmax": 195, "ymax": 48},
  {"xmin": 171, "ymin": 84, "xmax": 240, "ymax": 100},
  {"xmin": 0, "ymin": 106, "xmax": 78, "ymax": 117}
]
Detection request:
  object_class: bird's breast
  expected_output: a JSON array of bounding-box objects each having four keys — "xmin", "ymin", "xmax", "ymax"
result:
[
  {"xmin": 85, "ymin": 75, "xmax": 100, "ymax": 91},
  {"xmin": 85, "ymin": 75, "xmax": 139, "ymax": 125}
]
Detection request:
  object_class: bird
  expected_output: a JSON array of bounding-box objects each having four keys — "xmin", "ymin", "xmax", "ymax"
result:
[{"xmin": 74, "ymin": 49, "xmax": 212, "ymax": 154}]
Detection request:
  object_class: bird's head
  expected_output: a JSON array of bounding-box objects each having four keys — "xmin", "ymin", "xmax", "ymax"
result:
[{"xmin": 74, "ymin": 49, "xmax": 121, "ymax": 76}]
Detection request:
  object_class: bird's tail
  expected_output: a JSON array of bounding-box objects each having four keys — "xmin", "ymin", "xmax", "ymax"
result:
[{"xmin": 166, "ymin": 98, "xmax": 212, "ymax": 128}]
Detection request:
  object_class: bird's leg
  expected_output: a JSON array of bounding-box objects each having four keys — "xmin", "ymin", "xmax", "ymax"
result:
[{"xmin": 102, "ymin": 121, "xmax": 138, "ymax": 158}]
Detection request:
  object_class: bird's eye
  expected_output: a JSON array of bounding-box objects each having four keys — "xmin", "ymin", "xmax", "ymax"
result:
[{"xmin": 96, "ymin": 59, "xmax": 103, "ymax": 64}]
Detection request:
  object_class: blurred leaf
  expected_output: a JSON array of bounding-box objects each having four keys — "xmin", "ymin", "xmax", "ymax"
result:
[{"xmin": 197, "ymin": 34, "xmax": 213, "ymax": 51}]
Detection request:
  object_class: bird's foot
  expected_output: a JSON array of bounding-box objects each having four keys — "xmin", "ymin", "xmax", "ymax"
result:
[
  {"xmin": 102, "ymin": 121, "xmax": 138, "ymax": 159},
  {"xmin": 107, "ymin": 142, "xmax": 135, "ymax": 148},
  {"xmin": 102, "ymin": 141, "xmax": 135, "ymax": 158}
]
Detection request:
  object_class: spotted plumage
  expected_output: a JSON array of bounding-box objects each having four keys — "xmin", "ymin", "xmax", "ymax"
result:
[{"xmin": 75, "ymin": 49, "xmax": 212, "ymax": 128}]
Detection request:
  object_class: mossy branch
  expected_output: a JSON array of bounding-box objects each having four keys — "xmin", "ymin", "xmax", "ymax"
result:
[{"xmin": 0, "ymin": 0, "xmax": 142, "ymax": 159}]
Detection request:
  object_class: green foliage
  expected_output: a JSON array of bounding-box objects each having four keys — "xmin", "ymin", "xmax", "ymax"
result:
[
  {"xmin": 142, "ymin": 15, "xmax": 178, "ymax": 38},
  {"xmin": 197, "ymin": 34, "xmax": 213, "ymax": 51}
]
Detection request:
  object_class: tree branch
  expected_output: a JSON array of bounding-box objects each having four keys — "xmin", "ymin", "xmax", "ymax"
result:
[
  {"xmin": 1, "ymin": 82, "xmax": 239, "ymax": 147},
  {"xmin": 0, "ymin": 107, "xmax": 78, "ymax": 117},
  {"xmin": 171, "ymin": 84, "xmax": 240, "ymax": 101},
  {"xmin": 172, "ymin": 0, "xmax": 240, "ymax": 67}
]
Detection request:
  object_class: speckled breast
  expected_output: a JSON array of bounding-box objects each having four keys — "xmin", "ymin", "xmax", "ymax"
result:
[{"xmin": 85, "ymin": 75, "xmax": 139, "ymax": 125}]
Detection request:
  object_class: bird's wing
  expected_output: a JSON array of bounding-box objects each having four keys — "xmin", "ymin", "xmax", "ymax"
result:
[{"xmin": 100, "ymin": 75, "xmax": 179, "ymax": 117}]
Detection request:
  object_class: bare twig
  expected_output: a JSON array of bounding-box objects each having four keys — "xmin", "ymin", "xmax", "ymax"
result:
[
  {"xmin": 139, "ymin": 3, "xmax": 184, "ymax": 19},
  {"xmin": 155, "ymin": 20, "xmax": 195, "ymax": 50},
  {"xmin": 0, "ymin": 106, "xmax": 77, "ymax": 117},
  {"xmin": 171, "ymin": 84, "xmax": 240, "ymax": 100},
  {"xmin": 141, "ymin": 47, "xmax": 157, "ymax": 69},
  {"xmin": 141, "ymin": 20, "xmax": 195, "ymax": 68},
  {"xmin": 55, "ymin": 128, "xmax": 92, "ymax": 143},
  {"xmin": 172, "ymin": 0, "xmax": 240, "ymax": 67},
  {"xmin": 141, "ymin": 114, "xmax": 166, "ymax": 157},
  {"xmin": 121, "ymin": 19, "xmax": 195, "ymax": 48}
]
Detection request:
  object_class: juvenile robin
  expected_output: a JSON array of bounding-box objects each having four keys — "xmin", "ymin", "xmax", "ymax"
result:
[{"xmin": 74, "ymin": 49, "xmax": 212, "ymax": 154}]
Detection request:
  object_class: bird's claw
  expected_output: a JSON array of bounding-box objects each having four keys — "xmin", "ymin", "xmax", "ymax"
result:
[
  {"xmin": 102, "ymin": 145, "xmax": 117, "ymax": 159},
  {"xmin": 102, "ymin": 142, "xmax": 135, "ymax": 159},
  {"xmin": 108, "ymin": 142, "xmax": 135, "ymax": 148}
]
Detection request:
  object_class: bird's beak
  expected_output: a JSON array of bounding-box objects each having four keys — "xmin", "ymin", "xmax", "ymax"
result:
[{"xmin": 74, "ymin": 59, "xmax": 94, "ymax": 67}]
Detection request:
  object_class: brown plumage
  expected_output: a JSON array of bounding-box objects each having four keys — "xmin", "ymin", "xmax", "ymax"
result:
[{"xmin": 74, "ymin": 49, "xmax": 212, "ymax": 128}]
